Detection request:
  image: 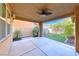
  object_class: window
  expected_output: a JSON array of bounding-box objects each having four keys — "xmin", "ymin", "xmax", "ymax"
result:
[
  {"xmin": 7, "ymin": 23, "xmax": 10, "ymax": 34},
  {"xmin": 0, "ymin": 18, "xmax": 6, "ymax": 39},
  {"xmin": 6, "ymin": 10, "xmax": 11, "ymax": 35},
  {"xmin": 0, "ymin": 3, "xmax": 11, "ymax": 40},
  {"xmin": 0, "ymin": 3, "xmax": 6, "ymax": 18}
]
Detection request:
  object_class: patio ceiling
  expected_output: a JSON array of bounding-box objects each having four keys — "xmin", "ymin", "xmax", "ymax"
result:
[{"xmin": 9, "ymin": 3, "xmax": 79, "ymax": 23}]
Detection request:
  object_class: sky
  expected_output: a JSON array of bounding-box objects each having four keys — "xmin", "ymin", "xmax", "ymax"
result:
[{"xmin": 43, "ymin": 18, "xmax": 64, "ymax": 26}]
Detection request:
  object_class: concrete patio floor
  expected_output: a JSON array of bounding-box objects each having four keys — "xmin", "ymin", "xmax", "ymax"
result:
[{"xmin": 9, "ymin": 37, "xmax": 76, "ymax": 56}]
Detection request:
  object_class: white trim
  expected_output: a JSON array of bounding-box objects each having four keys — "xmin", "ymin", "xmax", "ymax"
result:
[
  {"xmin": 0, "ymin": 16, "xmax": 11, "ymax": 24},
  {"xmin": 0, "ymin": 16, "xmax": 6, "ymax": 22},
  {"xmin": 0, "ymin": 34, "xmax": 11, "ymax": 43},
  {"xmin": 5, "ymin": 4, "xmax": 11, "ymax": 15}
]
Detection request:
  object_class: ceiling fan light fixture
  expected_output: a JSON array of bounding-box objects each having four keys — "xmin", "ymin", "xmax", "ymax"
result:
[
  {"xmin": 40, "ymin": 14, "xmax": 47, "ymax": 17},
  {"xmin": 37, "ymin": 7, "xmax": 53, "ymax": 16}
]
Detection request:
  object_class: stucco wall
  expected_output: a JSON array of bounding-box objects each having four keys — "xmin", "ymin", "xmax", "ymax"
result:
[
  {"xmin": 0, "ymin": 35, "xmax": 12, "ymax": 55},
  {"xmin": 13, "ymin": 20, "xmax": 38, "ymax": 37}
]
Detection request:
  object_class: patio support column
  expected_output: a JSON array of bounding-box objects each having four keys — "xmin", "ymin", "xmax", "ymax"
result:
[
  {"xmin": 39, "ymin": 22, "xmax": 43, "ymax": 37},
  {"xmin": 75, "ymin": 6, "xmax": 79, "ymax": 52}
]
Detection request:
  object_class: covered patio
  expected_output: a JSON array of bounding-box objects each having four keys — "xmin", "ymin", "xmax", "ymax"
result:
[
  {"xmin": 7, "ymin": 3, "xmax": 79, "ymax": 56},
  {"xmin": 1, "ymin": 3, "xmax": 79, "ymax": 56},
  {"xmin": 9, "ymin": 37, "xmax": 75, "ymax": 56}
]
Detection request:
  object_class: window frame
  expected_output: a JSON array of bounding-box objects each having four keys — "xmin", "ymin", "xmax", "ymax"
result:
[{"xmin": 0, "ymin": 3, "xmax": 11, "ymax": 41}]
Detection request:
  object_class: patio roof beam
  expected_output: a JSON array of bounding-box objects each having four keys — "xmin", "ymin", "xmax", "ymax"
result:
[
  {"xmin": 75, "ymin": 6, "xmax": 79, "ymax": 52},
  {"xmin": 15, "ymin": 16, "xmax": 40, "ymax": 23},
  {"xmin": 39, "ymin": 22, "xmax": 43, "ymax": 37}
]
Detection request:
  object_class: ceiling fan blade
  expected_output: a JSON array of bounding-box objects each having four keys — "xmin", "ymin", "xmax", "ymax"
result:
[
  {"xmin": 36, "ymin": 6, "xmax": 53, "ymax": 16},
  {"xmin": 37, "ymin": 11, "xmax": 42, "ymax": 15},
  {"xmin": 45, "ymin": 12, "xmax": 52, "ymax": 15},
  {"xmin": 47, "ymin": 12, "xmax": 52, "ymax": 15}
]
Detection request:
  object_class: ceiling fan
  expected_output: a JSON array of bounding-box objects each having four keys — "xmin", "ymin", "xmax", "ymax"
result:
[{"xmin": 37, "ymin": 7, "xmax": 53, "ymax": 16}]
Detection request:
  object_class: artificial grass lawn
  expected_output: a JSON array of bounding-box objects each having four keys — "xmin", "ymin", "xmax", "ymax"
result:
[{"xmin": 45, "ymin": 33, "xmax": 66, "ymax": 43}]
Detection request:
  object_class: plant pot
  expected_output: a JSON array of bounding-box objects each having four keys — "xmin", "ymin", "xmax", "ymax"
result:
[{"xmin": 13, "ymin": 38, "xmax": 21, "ymax": 41}]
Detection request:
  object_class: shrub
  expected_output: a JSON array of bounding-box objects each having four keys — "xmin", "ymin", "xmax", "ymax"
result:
[
  {"xmin": 13, "ymin": 30, "xmax": 22, "ymax": 41},
  {"xmin": 64, "ymin": 21, "xmax": 74, "ymax": 38},
  {"xmin": 45, "ymin": 33, "xmax": 66, "ymax": 42},
  {"xmin": 32, "ymin": 26, "xmax": 39, "ymax": 37}
]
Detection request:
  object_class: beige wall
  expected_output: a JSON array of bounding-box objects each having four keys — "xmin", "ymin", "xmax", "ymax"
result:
[{"xmin": 13, "ymin": 20, "xmax": 38, "ymax": 37}]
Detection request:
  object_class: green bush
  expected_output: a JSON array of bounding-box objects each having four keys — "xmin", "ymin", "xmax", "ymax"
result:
[
  {"xmin": 32, "ymin": 26, "xmax": 39, "ymax": 37},
  {"xmin": 44, "ymin": 18, "xmax": 74, "ymax": 42},
  {"xmin": 45, "ymin": 33, "xmax": 66, "ymax": 42},
  {"xmin": 13, "ymin": 30, "xmax": 22, "ymax": 41},
  {"xmin": 51, "ymin": 20, "xmax": 74, "ymax": 38},
  {"xmin": 64, "ymin": 22, "xmax": 74, "ymax": 38}
]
